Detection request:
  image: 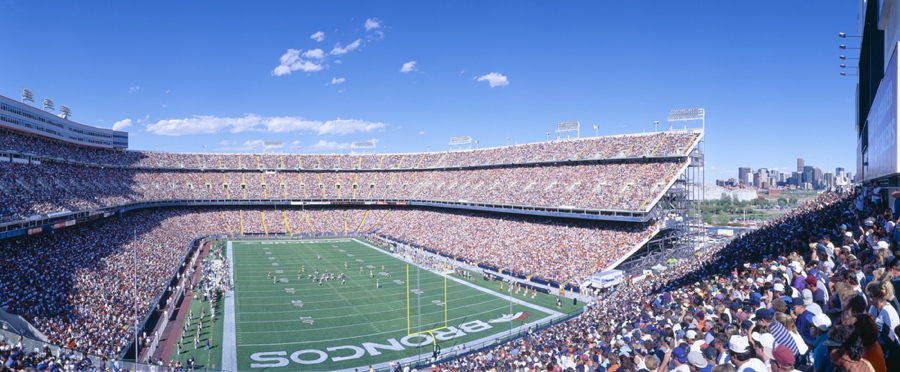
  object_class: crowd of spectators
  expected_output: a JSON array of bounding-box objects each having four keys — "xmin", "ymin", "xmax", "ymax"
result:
[
  {"xmin": 0, "ymin": 126, "xmax": 697, "ymax": 170},
  {"xmin": 0, "ymin": 127, "xmax": 700, "ymax": 223},
  {"xmin": 0, "ymin": 159, "xmax": 683, "ymax": 222},
  {"xmin": 10, "ymin": 127, "xmax": 900, "ymax": 372},
  {"xmin": 0, "ymin": 203, "xmax": 654, "ymax": 366},
  {"xmin": 0, "ymin": 128, "xmax": 144, "ymax": 167},
  {"xmin": 429, "ymin": 185, "xmax": 900, "ymax": 372},
  {"xmin": 0, "ymin": 209, "xmax": 224, "ymax": 361},
  {"xmin": 375, "ymin": 209, "xmax": 654, "ymax": 284}
]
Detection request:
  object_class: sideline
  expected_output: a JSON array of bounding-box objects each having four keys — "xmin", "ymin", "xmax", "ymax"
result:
[{"xmin": 222, "ymin": 242, "xmax": 237, "ymax": 372}]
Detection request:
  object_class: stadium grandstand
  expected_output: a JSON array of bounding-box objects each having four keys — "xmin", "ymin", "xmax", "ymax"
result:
[
  {"xmin": 0, "ymin": 83, "xmax": 897, "ymax": 372},
  {"xmin": 0, "ymin": 92, "xmax": 709, "ymax": 370}
]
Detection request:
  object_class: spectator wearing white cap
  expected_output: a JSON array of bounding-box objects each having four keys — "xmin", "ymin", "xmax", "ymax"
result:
[
  {"xmin": 687, "ymin": 350, "xmax": 711, "ymax": 372},
  {"xmin": 810, "ymin": 313, "xmax": 833, "ymax": 372},
  {"xmin": 790, "ymin": 262, "xmax": 807, "ymax": 295},
  {"xmin": 685, "ymin": 329, "xmax": 705, "ymax": 352},
  {"xmin": 750, "ymin": 332, "xmax": 774, "ymax": 367},
  {"xmin": 728, "ymin": 335, "xmax": 766, "ymax": 372}
]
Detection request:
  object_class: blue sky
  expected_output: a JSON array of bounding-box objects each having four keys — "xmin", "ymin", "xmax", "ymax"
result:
[{"xmin": 0, "ymin": 1, "xmax": 859, "ymax": 182}]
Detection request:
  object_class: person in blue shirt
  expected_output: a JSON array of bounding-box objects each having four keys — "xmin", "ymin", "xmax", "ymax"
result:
[
  {"xmin": 810, "ymin": 313, "xmax": 833, "ymax": 372},
  {"xmin": 791, "ymin": 298, "xmax": 815, "ymax": 346}
]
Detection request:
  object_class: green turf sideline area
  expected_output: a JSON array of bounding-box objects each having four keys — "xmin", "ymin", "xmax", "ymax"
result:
[
  {"xmin": 221, "ymin": 238, "xmax": 564, "ymax": 371},
  {"xmin": 169, "ymin": 244, "xmax": 226, "ymax": 370}
]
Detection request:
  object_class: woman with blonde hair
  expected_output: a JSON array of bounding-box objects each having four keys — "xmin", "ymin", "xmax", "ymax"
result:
[
  {"xmin": 775, "ymin": 311, "xmax": 809, "ymax": 356},
  {"xmin": 866, "ymin": 280, "xmax": 900, "ymax": 370}
]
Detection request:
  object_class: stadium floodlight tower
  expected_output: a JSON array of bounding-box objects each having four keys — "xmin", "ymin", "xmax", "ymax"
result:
[
  {"xmin": 59, "ymin": 105, "xmax": 71, "ymax": 120},
  {"xmin": 351, "ymin": 140, "xmax": 376, "ymax": 155},
  {"xmin": 555, "ymin": 121, "xmax": 580, "ymax": 139},
  {"xmin": 667, "ymin": 108, "xmax": 704, "ymax": 131},
  {"xmin": 263, "ymin": 141, "xmax": 283, "ymax": 155},
  {"xmin": 668, "ymin": 108, "xmax": 705, "ymax": 251},
  {"xmin": 21, "ymin": 89, "xmax": 34, "ymax": 104},
  {"xmin": 449, "ymin": 136, "xmax": 473, "ymax": 150},
  {"xmin": 42, "ymin": 97, "xmax": 54, "ymax": 112}
]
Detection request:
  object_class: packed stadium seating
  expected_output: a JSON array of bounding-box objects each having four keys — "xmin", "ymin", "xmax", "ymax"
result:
[
  {"xmin": 0, "ymin": 206, "xmax": 652, "ymax": 360},
  {"xmin": 433, "ymin": 189, "xmax": 900, "ymax": 372},
  {"xmin": 0, "ymin": 127, "xmax": 697, "ymax": 169},
  {"xmin": 3, "ymin": 124, "xmax": 897, "ymax": 372},
  {"xmin": 0, "ymin": 127, "xmax": 696, "ymax": 364},
  {"xmin": 0, "ymin": 160, "xmax": 685, "ymax": 222}
]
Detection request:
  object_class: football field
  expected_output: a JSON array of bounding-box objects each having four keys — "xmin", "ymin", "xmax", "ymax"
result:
[{"xmin": 222, "ymin": 238, "xmax": 564, "ymax": 371}]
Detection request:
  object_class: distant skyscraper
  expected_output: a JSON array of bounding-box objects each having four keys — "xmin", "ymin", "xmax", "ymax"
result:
[
  {"xmin": 797, "ymin": 158, "xmax": 804, "ymax": 174},
  {"xmin": 803, "ymin": 166, "xmax": 815, "ymax": 185},
  {"xmin": 738, "ymin": 167, "xmax": 751, "ymax": 186},
  {"xmin": 754, "ymin": 169, "xmax": 767, "ymax": 188}
]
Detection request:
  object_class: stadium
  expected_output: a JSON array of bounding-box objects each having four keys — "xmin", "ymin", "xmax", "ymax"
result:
[
  {"xmin": 0, "ymin": 90, "xmax": 720, "ymax": 371},
  {"xmin": 6, "ymin": 2, "xmax": 900, "ymax": 372}
]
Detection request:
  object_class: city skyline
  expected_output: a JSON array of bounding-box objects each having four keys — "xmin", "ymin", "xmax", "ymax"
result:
[{"xmin": 724, "ymin": 157, "xmax": 850, "ymax": 189}]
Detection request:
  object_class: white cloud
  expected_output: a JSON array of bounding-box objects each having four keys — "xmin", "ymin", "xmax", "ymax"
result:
[
  {"xmin": 400, "ymin": 61, "xmax": 417, "ymax": 73},
  {"xmin": 112, "ymin": 118, "xmax": 133, "ymax": 131},
  {"xmin": 310, "ymin": 31, "xmax": 325, "ymax": 42},
  {"xmin": 218, "ymin": 139, "xmax": 266, "ymax": 151},
  {"xmin": 129, "ymin": 84, "xmax": 140, "ymax": 93},
  {"xmin": 302, "ymin": 49, "xmax": 325, "ymax": 60},
  {"xmin": 165, "ymin": 90, "xmax": 171, "ymax": 94},
  {"xmin": 272, "ymin": 49, "xmax": 324, "ymax": 76},
  {"xmin": 291, "ymin": 140, "xmax": 302, "ymax": 146},
  {"xmin": 365, "ymin": 18, "xmax": 381, "ymax": 31},
  {"xmin": 476, "ymin": 72, "xmax": 509, "ymax": 88},
  {"xmin": 309, "ymin": 139, "xmax": 348, "ymax": 151},
  {"xmin": 145, "ymin": 114, "xmax": 386, "ymax": 136},
  {"xmin": 319, "ymin": 119, "xmax": 385, "ymax": 135},
  {"xmin": 418, "ymin": 130, "xmax": 425, "ymax": 135},
  {"xmin": 330, "ymin": 39, "xmax": 362, "ymax": 55},
  {"xmin": 330, "ymin": 77, "xmax": 346, "ymax": 85},
  {"xmin": 337, "ymin": 89, "xmax": 345, "ymax": 94}
]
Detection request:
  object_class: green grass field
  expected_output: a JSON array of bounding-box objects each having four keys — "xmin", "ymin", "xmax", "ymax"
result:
[{"xmin": 220, "ymin": 238, "xmax": 569, "ymax": 371}]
